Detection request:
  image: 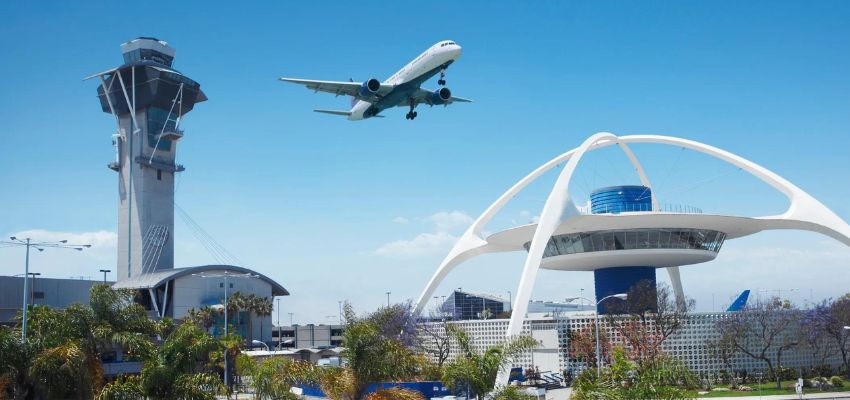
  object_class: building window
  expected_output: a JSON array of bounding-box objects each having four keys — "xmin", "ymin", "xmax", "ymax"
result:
[
  {"xmin": 157, "ymin": 169, "xmax": 162, "ymax": 180},
  {"xmin": 33, "ymin": 291, "xmax": 45, "ymax": 299}
]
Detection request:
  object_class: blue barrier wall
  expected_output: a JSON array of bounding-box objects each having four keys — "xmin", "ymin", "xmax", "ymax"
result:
[{"xmin": 297, "ymin": 381, "xmax": 453, "ymax": 398}]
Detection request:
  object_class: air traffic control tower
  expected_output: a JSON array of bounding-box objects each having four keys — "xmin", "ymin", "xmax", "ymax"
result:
[{"xmin": 87, "ymin": 38, "xmax": 207, "ymax": 280}]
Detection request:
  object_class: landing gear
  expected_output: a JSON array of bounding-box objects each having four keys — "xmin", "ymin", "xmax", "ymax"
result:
[
  {"xmin": 406, "ymin": 101, "xmax": 418, "ymax": 120},
  {"xmin": 438, "ymin": 68, "xmax": 446, "ymax": 86}
]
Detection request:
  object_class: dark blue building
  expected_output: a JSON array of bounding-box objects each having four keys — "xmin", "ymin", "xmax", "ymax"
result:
[{"xmin": 591, "ymin": 185, "xmax": 657, "ymax": 314}]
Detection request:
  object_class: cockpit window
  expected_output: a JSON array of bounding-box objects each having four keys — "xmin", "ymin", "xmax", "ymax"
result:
[{"xmin": 440, "ymin": 42, "xmax": 456, "ymax": 47}]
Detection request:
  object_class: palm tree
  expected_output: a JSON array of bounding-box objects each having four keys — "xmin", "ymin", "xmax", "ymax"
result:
[
  {"xmin": 23, "ymin": 284, "xmax": 155, "ymax": 399},
  {"xmin": 252, "ymin": 296, "xmax": 274, "ymax": 344},
  {"xmin": 97, "ymin": 321, "xmax": 225, "ymax": 400},
  {"xmin": 441, "ymin": 325, "xmax": 538, "ymax": 399}
]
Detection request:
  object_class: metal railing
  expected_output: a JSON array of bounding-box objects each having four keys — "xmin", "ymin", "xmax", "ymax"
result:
[{"xmin": 576, "ymin": 203, "xmax": 703, "ymax": 215}]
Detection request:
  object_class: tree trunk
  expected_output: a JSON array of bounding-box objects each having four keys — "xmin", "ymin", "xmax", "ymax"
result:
[{"xmin": 776, "ymin": 350, "xmax": 783, "ymax": 390}]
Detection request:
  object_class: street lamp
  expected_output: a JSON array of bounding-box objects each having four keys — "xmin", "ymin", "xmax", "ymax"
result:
[
  {"xmin": 566, "ymin": 293, "xmax": 628, "ymax": 377},
  {"xmin": 276, "ymin": 297, "xmax": 281, "ymax": 350},
  {"xmin": 192, "ymin": 271, "xmax": 259, "ymax": 389},
  {"xmin": 99, "ymin": 269, "xmax": 111, "ymax": 283},
  {"xmin": 1, "ymin": 236, "xmax": 91, "ymax": 341},
  {"xmin": 386, "ymin": 291, "xmax": 391, "ymax": 307}
]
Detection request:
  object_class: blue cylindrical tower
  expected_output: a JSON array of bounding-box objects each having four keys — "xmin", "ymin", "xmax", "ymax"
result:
[{"xmin": 590, "ymin": 185, "xmax": 657, "ymax": 314}]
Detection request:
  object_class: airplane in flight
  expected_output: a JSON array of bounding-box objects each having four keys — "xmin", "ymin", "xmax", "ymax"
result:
[{"xmin": 280, "ymin": 40, "xmax": 471, "ymax": 121}]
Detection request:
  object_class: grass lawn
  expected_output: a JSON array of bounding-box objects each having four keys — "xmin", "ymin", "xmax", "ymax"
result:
[{"xmin": 688, "ymin": 380, "xmax": 849, "ymax": 398}]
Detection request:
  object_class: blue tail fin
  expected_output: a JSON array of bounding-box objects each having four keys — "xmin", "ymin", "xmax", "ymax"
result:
[{"xmin": 726, "ymin": 290, "xmax": 750, "ymax": 311}]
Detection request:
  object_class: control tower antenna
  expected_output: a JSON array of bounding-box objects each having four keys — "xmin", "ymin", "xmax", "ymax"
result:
[{"xmin": 84, "ymin": 37, "xmax": 207, "ymax": 281}]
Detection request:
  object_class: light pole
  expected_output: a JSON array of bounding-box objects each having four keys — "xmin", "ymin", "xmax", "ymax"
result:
[
  {"xmin": 28, "ymin": 273, "xmax": 41, "ymax": 305},
  {"xmin": 99, "ymin": 269, "xmax": 111, "ymax": 283},
  {"xmin": 193, "ymin": 271, "xmax": 259, "ymax": 390},
  {"xmin": 567, "ymin": 293, "xmax": 628, "ymax": 377},
  {"xmin": 386, "ymin": 291, "xmax": 391, "ymax": 307},
  {"xmin": 276, "ymin": 297, "xmax": 281, "ymax": 350},
  {"xmin": 338, "ymin": 301, "xmax": 343, "ymax": 324},
  {"xmin": 1, "ymin": 236, "xmax": 91, "ymax": 341}
]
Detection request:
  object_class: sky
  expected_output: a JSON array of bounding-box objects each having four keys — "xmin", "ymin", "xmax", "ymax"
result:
[{"xmin": 1, "ymin": 1, "xmax": 849, "ymax": 324}]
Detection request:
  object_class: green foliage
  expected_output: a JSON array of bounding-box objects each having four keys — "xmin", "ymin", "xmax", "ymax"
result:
[
  {"xmin": 570, "ymin": 347, "xmax": 696, "ymax": 400},
  {"xmin": 138, "ymin": 322, "xmax": 225, "ymax": 399},
  {"xmin": 0, "ymin": 326, "xmax": 33, "ymax": 399},
  {"xmin": 489, "ymin": 385, "xmax": 537, "ymax": 400},
  {"xmin": 441, "ymin": 325, "xmax": 538, "ymax": 399},
  {"xmin": 96, "ymin": 375, "xmax": 144, "ymax": 400},
  {"xmin": 340, "ymin": 302, "xmax": 425, "ymax": 397},
  {"xmin": 831, "ymin": 375, "xmax": 844, "ymax": 387}
]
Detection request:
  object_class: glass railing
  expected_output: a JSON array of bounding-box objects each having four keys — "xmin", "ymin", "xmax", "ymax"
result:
[{"xmin": 576, "ymin": 203, "xmax": 703, "ymax": 215}]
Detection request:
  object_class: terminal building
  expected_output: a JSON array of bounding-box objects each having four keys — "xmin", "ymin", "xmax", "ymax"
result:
[{"xmin": 414, "ymin": 132, "xmax": 850, "ymax": 381}]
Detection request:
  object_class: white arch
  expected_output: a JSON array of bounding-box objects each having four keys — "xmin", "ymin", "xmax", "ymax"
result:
[{"xmin": 413, "ymin": 134, "xmax": 662, "ymax": 315}]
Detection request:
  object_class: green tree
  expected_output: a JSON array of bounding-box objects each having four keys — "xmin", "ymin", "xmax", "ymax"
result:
[
  {"xmin": 0, "ymin": 326, "xmax": 33, "ymax": 399},
  {"xmin": 97, "ymin": 321, "xmax": 225, "ymax": 400},
  {"xmin": 251, "ymin": 296, "xmax": 274, "ymax": 344},
  {"xmin": 715, "ymin": 297, "xmax": 801, "ymax": 390},
  {"xmin": 570, "ymin": 347, "xmax": 696, "ymax": 400},
  {"xmin": 441, "ymin": 325, "xmax": 538, "ymax": 399},
  {"xmin": 25, "ymin": 284, "xmax": 155, "ymax": 399}
]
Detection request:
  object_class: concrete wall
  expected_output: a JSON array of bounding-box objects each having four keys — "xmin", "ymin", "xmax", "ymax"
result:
[{"xmin": 0, "ymin": 276, "xmax": 104, "ymax": 324}]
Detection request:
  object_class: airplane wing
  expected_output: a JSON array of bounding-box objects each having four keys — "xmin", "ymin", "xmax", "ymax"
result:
[
  {"xmin": 407, "ymin": 87, "xmax": 473, "ymax": 107},
  {"xmin": 279, "ymin": 78, "xmax": 394, "ymax": 103}
]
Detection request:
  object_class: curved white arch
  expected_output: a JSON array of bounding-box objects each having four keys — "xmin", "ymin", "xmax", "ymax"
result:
[{"xmin": 413, "ymin": 134, "xmax": 659, "ymax": 315}]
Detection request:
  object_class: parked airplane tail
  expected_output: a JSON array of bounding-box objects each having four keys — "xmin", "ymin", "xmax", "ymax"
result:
[{"xmin": 726, "ymin": 290, "xmax": 751, "ymax": 311}]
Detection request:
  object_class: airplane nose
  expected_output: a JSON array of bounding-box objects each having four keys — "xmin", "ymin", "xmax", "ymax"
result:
[{"xmin": 450, "ymin": 45, "xmax": 462, "ymax": 58}]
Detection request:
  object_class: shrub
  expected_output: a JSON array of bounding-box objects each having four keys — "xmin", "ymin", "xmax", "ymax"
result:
[
  {"xmin": 803, "ymin": 379, "xmax": 813, "ymax": 388},
  {"xmin": 830, "ymin": 376, "xmax": 844, "ymax": 388}
]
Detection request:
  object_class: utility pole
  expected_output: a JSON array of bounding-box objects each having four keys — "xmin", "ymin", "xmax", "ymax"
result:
[{"xmin": 276, "ymin": 297, "xmax": 281, "ymax": 350}]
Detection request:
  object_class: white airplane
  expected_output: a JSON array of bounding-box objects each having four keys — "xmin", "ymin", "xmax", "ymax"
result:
[{"xmin": 280, "ymin": 40, "xmax": 471, "ymax": 121}]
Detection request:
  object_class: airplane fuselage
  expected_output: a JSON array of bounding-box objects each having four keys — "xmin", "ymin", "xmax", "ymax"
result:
[{"xmin": 349, "ymin": 41, "xmax": 462, "ymax": 120}]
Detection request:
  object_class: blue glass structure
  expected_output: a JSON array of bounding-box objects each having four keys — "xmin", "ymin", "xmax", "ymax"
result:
[
  {"xmin": 590, "ymin": 185, "xmax": 653, "ymax": 214},
  {"xmin": 591, "ymin": 185, "xmax": 657, "ymax": 314}
]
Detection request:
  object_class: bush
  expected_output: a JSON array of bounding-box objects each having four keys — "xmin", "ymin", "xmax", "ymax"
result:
[
  {"xmin": 814, "ymin": 364, "xmax": 834, "ymax": 377},
  {"xmin": 803, "ymin": 379, "xmax": 813, "ymax": 388},
  {"xmin": 830, "ymin": 376, "xmax": 844, "ymax": 388}
]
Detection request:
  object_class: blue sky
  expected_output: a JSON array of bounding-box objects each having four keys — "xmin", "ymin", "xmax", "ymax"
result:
[{"xmin": 1, "ymin": 1, "xmax": 849, "ymax": 323}]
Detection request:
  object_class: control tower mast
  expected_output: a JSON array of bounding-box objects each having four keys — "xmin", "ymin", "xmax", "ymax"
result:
[{"xmin": 86, "ymin": 38, "xmax": 206, "ymax": 280}]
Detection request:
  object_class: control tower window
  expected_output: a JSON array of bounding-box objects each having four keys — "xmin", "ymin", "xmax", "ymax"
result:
[
  {"xmin": 122, "ymin": 49, "xmax": 174, "ymax": 66},
  {"xmin": 147, "ymin": 107, "xmax": 175, "ymax": 152}
]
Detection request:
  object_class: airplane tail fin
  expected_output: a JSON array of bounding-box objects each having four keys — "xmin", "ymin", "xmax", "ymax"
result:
[
  {"xmin": 314, "ymin": 109, "xmax": 352, "ymax": 117},
  {"xmin": 726, "ymin": 290, "xmax": 751, "ymax": 311}
]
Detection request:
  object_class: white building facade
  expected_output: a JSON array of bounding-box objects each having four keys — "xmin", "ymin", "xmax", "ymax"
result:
[{"xmin": 420, "ymin": 312, "xmax": 843, "ymax": 377}]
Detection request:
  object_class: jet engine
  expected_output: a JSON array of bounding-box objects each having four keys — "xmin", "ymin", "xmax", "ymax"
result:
[
  {"xmin": 358, "ymin": 78, "xmax": 381, "ymax": 97},
  {"xmin": 430, "ymin": 87, "xmax": 452, "ymax": 105}
]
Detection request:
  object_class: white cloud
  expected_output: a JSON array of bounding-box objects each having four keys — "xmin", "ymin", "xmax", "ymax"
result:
[
  {"xmin": 9, "ymin": 229, "xmax": 117, "ymax": 248},
  {"xmin": 392, "ymin": 216, "xmax": 409, "ymax": 224},
  {"xmin": 2, "ymin": 229, "xmax": 118, "ymax": 279},
  {"xmin": 372, "ymin": 210, "xmax": 473, "ymax": 259},
  {"xmin": 427, "ymin": 211, "xmax": 473, "ymax": 232},
  {"xmin": 373, "ymin": 231, "xmax": 458, "ymax": 258}
]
